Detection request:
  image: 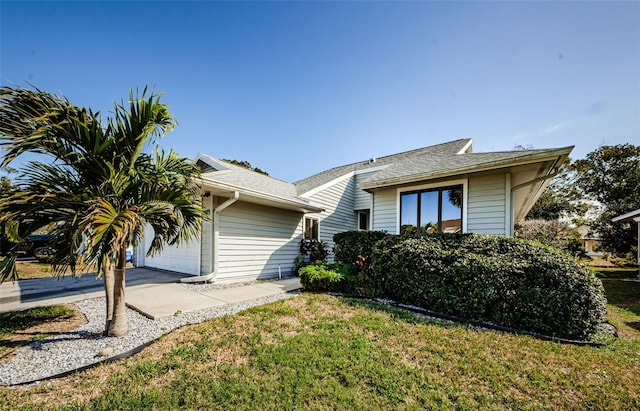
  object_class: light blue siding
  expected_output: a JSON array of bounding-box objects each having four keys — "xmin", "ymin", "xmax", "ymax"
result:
[
  {"xmin": 306, "ymin": 175, "xmax": 357, "ymax": 256},
  {"xmin": 218, "ymin": 201, "xmax": 303, "ymax": 282},
  {"xmin": 467, "ymin": 174, "xmax": 507, "ymax": 236},
  {"xmin": 354, "ymin": 172, "xmax": 375, "ymax": 210},
  {"xmin": 372, "ymin": 189, "xmax": 397, "ymax": 233}
]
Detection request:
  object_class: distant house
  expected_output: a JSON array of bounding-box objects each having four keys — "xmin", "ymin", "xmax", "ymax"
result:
[
  {"xmin": 576, "ymin": 224, "xmax": 603, "ymax": 256},
  {"xmin": 135, "ymin": 138, "xmax": 572, "ymax": 283},
  {"xmin": 612, "ymin": 209, "xmax": 640, "ymax": 266}
]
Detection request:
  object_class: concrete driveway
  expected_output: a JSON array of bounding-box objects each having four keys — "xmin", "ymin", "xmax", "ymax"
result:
[{"xmin": 0, "ymin": 268, "xmax": 302, "ymax": 319}]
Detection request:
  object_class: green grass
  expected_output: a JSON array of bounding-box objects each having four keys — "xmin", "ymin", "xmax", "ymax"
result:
[
  {"xmin": 2, "ymin": 272, "xmax": 639, "ymax": 410},
  {"xmin": 0, "ymin": 306, "xmax": 76, "ymax": 338},
  {"xmin": 593, "ymin": 267, "xmax": 640, "ymax": 280}
]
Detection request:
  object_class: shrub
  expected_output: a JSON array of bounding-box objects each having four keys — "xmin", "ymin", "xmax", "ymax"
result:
[
  {"xmin": 333, "ymin": 230, "xmax": 389, "ymax": 264},
  {"xmin": 299, "ymin": 262, "xmax": 355, "ymax": 292},
  {"xmin": 299, "ymin": 239, "xmax": 330, "ymax": 263},
  {"xmin": 515, "ymin": 219, "xmax": 587, "ymax": 258},
  {"xmin": 371, "ymin": 233, "xmax": 607, "ymax": 340}
]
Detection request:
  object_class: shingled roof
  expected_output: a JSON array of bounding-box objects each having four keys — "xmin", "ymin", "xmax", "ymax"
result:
[
  {"xmin": 293, "ymin": 138, "xmax": 472, "ymax": 195},
  {"xmin": 359, "ymin": 147, "xmax": 573, "ymax": 190},
  {"xmin": 196, "ymin": 154, "xmax": 322, "ymax": 212}
]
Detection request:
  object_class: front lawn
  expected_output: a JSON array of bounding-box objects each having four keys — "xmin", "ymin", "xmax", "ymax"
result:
[{"xmin": 2, "ymin": 273, "xmax": 639, "ymax": 410}]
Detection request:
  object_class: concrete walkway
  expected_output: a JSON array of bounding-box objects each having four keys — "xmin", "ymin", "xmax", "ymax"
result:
[{"xmin": 0, "ymin": 268, "xmax": 302, "ymax": 319}]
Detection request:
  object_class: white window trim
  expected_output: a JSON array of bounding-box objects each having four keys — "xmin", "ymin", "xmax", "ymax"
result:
[
  {"xmin": 395, "ymin": 179, "xmax": 468, "ymax": 234},
  {"xmin": 357, "ymin": 210, "xmax": 370, "ymax": 231},
  {"xmin": 303, "ymin": 216, "xmax": 320, "ymax": 240}
]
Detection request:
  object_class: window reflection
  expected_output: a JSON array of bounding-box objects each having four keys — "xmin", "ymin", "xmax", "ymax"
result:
[{"xmin": 400, "ymin": 185, "xmax": 462, "ymax": 234}]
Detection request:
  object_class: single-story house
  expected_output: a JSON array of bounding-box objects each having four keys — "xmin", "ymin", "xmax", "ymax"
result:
[
  {"xmin": 576, "ymin": 224, "xmax": 603, "ymax": 257},
  {"xmin": 135, "ymin": 138, "xmax": 572, "ymax": 283},
  {"xmin": 611, "ymin": 208, "xmax": 640, "ymax": 266}
]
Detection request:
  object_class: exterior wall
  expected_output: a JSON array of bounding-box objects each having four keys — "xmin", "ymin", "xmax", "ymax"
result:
[
  {"xmin": 371, "ymin": 188, "xmax": 397, "ymax": 233},
  {"xmin": 142, "ymin": 225, "xmax": 201, "ymax": 275},
  {"xmin": 371, "ymin": 174, "xmax": 510, "ymax": 236},
  {"xmin": 217, "ymin": 201, "xmax": 303, "ymax": 282},
  {"xmin": 200, "ymin": 195, "xmax": 214, "ymax": 275},
  {"xmin": 354, "ymin": 171, "xmax": 375, "ymax": 210},
  {"xmin": 466, "ymin": 174, "xmax": 507, "ymax": 236},
  {"xmin": 305, "ymin": 175, "xmax": 357, "ymax": 254}
]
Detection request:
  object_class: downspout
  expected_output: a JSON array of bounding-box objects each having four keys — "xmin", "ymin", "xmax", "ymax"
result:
[
  {"xmin": 181, "ymin": 191, "xmax": 239, "ymax": 283},
  {"xmin": 509, "ymin": 161, "xmax": 561, "ymax": 237}
]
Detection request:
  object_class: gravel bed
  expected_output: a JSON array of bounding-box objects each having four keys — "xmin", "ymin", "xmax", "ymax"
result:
[
  {"xmin": 0, "ymin": 291, "xmax": 299, "ymax": 386},
  {"xmin": 182, "ymin": 276, "xmax": 297, "ymax": 292}
]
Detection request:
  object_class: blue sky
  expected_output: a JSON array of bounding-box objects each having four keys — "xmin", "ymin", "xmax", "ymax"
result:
[{"xmin": 1, "ymin": 1, "xmax": 638, "ymax": 182}]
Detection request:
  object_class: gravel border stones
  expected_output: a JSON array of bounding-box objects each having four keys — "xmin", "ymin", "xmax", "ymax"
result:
[{"xmin": 0, "ymin": 290, "xmax": 299, "ymax": 386}]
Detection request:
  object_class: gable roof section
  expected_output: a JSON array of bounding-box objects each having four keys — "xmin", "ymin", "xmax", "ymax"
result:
[
  {"xmin": 612, "ymin": 208, "xmax": 640, "ymax": 223},
  {"xmin": 359, "ymin": 147, "xmax": 573, "ymax": 190},
  {"xmin": 293, "ymin": 138, "xmax": 472, "ymax": 195},
  {"xmin": 196, "ymin": 153, "xmax": 323, "ymax": 213}
]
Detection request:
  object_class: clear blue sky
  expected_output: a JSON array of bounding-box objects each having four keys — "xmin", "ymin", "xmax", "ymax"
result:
[{"xmin": 1, "ymin": 1, "xmax": 639, "ymax": 182}]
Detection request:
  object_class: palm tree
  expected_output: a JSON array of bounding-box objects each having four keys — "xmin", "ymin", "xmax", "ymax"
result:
[{"xmin": 0, "ymin": 86, "xmax": 206, "ymax": 336}]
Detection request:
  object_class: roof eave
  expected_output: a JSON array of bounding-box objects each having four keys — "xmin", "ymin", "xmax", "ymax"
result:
[
  {"xmin": 201, "ymin": 176, "xmax": 324, "ymax": 213},
  {"xmin": 612, "ymin": 209, "xmax": 640, "ymax": 223},
  {"xmin": 359, "ymin": 147, "xmax": 573, "ymax": 191}
]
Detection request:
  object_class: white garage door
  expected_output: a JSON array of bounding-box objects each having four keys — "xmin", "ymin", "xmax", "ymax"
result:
[{"xmin": 142, "ymin": 226, "xmax": 201, "ymax": 276}]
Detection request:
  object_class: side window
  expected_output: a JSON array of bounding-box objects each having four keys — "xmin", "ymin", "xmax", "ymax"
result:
[
  {"xmin": 358, "ymin": 211, "xmax": 370, "ymax": 231},
  {"xmin": 304, "ymin": 217, "xmax": 319, "ymax": 240}
]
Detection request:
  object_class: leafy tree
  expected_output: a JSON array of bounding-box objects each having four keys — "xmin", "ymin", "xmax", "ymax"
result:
[
  {"xmin": 515, "ymin": 219, "xmax": 586, "ymax": 258},
  {"xmin": 526, "ymin": 159, "xmax": 588, "ymax": 221},
  {"xmin": 0, "ymin": 85, "xmax": 206, "ymax": 336},
  {"xmin": 573, "ymin": 144, "xmax": 640, "ymax": 258},
  {"xmin": 221, "ymin": 159, "xmax": 269, "ymax": 175}
]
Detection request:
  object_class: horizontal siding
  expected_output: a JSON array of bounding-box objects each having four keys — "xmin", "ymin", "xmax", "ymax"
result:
[
  {"xmin": 372, "ymin": 189, "xmax": 397, "ymax": 233},
  {"xmin": 218, "ymin": 201, "xmax": 303, "ymax": 282},
  {"xmin": 354, "ymin": 172, "xmax": 375, "ymax": 210},
  {"xmin": 307, "ymin": 176, "xmax": 357, "ymax": 258},
  {"xmin": 142, "ymin": 224, "xmax": 201, "ymax": 275},
  {"xmin": 467, "ymin": 174, "xmax": 506, "ymax": 236},
  {"xmin": 200, "ymin": 195, "xmax": 213, "ymax": 275}
]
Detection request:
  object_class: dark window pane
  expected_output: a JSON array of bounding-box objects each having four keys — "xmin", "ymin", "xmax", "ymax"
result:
[
  {"xmin": 305, "ymin": 218, "xmax": 319, "ymax": 240},
  {"xmin": 358, "ymin": 212, "xmax": 369, "ymax": 230},
  {"xmin": 441, "ymin": 188, "xmax": 462, "ymax": 233},
  {"xmin": 420, "ymin": 191, "xmax": 439, "ymax": 233},
  {"xmin": 400, "ymin": 193, "xmax": 418, "ymax": 235}
]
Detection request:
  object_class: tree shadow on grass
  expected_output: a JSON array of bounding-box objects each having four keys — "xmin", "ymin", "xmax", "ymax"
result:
[
  {"xmin": 601, "ymin": 279, "xmax": 640, "ymax": 316},
  {"xmin": 341, "ymin": 296, "xmax": 462, "ymax": 328},
  {"xmin": 625, "ymin": 321, "xmax": 640, "ymax": 333}
]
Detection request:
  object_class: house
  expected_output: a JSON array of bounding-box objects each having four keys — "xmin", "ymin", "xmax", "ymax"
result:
[
  {"xmin": 576, "ymin": 224, "xmax": 603, "ymax": 256},
  {"xmin": 612, "ymin": 208, "xmax": 640, "ymax": 266},
  {"xmin": 135, "ymin": 138, "xmax": 572, "ymax": 283}
]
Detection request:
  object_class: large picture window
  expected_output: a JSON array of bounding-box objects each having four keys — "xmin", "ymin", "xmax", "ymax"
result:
[{"xmin": 400, "ymin": 185, "xmax": 463, "ymax": 235}]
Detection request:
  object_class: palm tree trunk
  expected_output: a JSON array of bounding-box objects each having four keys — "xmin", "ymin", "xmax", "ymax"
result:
[
  {"xmin": 107, "ymin": 245, "xmax": 129, "ymax": 337},
  {"xmin": 103, "ymin": 261, "xmax": 114, "ymax": 335}
]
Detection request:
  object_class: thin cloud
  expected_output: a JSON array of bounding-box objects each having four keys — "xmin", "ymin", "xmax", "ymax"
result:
[{"xmin": 542, "ymin": 122, "xmax": 567, "ymax": 134}]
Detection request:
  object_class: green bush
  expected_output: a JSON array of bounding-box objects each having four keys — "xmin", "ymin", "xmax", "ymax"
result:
[
  {"xmin": 333, "ymin": 230, "xmax": 388, "ymax": 265},
  {"xmin": 299, "ymin": 262, "xmax": 355, "ymax": 292},
  {"xmin": 371, "ymin": 233, "xmax": 607, "ymax": 340}
]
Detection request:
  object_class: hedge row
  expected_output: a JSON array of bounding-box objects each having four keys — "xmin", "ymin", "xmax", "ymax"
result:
[
  {"xmin": 302, "ymin": 231, "xmax": 607, "ymax": 340},
  {"xmin": 372, "ymin": 234, "xmax": 607, "ymax": 340}
]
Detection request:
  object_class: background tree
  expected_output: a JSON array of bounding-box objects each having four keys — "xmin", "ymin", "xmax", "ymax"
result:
[
  {"xmin": 0, "ymin": 86, "xmax": 206, "ymax": 336},
  {"xmin": 572, "ymin": 144, "xmax": 640, "ymax": 258},
  {"xmin": 515, "ymin": 219, "xmax": 586, "ymax": 258},
  {"xmin": 221, "ymin": 159, "xmax": 269, "ymax": 175},
  {"xmin": 526, "ymin": 158, "xmax": 588, "ymax": 221}
]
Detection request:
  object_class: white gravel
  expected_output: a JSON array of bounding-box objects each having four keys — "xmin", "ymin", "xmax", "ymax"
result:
[{"xmin": 0, "ymin": 291, "xmax": 299, "ymax": 386}]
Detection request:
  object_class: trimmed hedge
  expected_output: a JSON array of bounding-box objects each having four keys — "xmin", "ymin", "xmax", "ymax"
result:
[
  {"xmin": 333, "ymin": 230, "xmax": 389, "ymax": 265},
  {"xmin": 371, "ymin": 233, "xmax": 607, "ymax": 340}
]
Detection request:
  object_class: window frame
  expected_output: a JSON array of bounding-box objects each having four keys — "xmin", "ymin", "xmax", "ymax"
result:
[
  {"xmin": 396, "ymin": 179, "xmax": 467, "ymax": 234},
  {"xmin": 357, "ymin": 210, "xmax": 370, "ymax": 231},
  {"xmin": 304, "ymin": 217, "xmax": 320, "ymax": 240}
]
